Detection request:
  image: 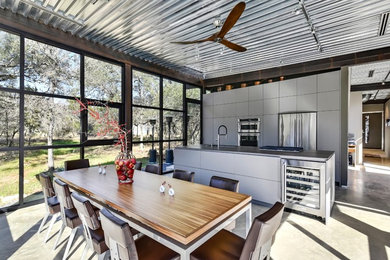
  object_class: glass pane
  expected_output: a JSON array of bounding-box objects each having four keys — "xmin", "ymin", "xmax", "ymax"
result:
[
  {"xmin": 132, "ymin": 142, "xmax": 160, "ymax": 168},
  {"xmin": 23, "ymin": 148, "xmax": 80, "ymax": 204},
  {"xmin": 132, "ymin": 107, "xmax": 160, "ymax": 142},
  {"xmin": 163, "ymin": 141, "xmax": 182, "ymax": 168},
  {"xmin": 87, "ymin": 106, "xmax": 120, "ymax": 140},
  {"xmin": 186, "ymin": 85, "xmax": 201, "ymax": 100},
  {"xmin": 25, "ymin": 39, "xmax": 80, "ymax": 96},
  {"xmin": 187, "ymin": 103, "xmax": 201, "ymax": 145},
  {"xmin": 24, "ymin": 95, "xmax": 80, "ymax": 146},
  {"xmin": 163, "ymin": 78, "xmax": 183, "ymax": 110},
  {"xmin": 0, "ymin": 30, "xmax": 20, "ymax": 89},
  {"xmin": 0, "ymin": 91, "xmax": 19, "ymax": 147},
  {"xmin": 163, "ymin": 111, "xmax": 183, "ymax": 140},
  {"xmin": 85, "ymin": 57, "xmax": 122, "ymax": 102},
  {"xmin": 84, "ymin": 145, "xmax": 118, "ymax": 166},
  {"xmin": 132, "ymin": 70, "xmax": 159, "ymax": 108},
  {"xmin": 0, "ymin": 151, "xmax": 19, "ymax": 208}
]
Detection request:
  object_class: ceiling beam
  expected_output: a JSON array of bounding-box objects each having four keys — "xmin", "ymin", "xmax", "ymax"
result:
[
  {"xmin": 0, "ymin": 8, "xmax": 203, "ymax": 86},
  {"xmin": 351, "ymin": 83, "xmax": 390, "ymax": 92},
  {"xmin": 364, "ymin": 98, "xmax": 390, "ymax": 104},
  {"xmin": 205, "ymin": 47, "xmax": 390, "ymax": 88}
]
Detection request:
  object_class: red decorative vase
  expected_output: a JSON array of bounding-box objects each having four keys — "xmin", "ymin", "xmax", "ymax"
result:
[{"xmin": 114, "ymin": 152, "xmax": 136, "ymax": 184}]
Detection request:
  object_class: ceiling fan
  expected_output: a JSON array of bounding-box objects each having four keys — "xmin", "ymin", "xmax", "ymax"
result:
[{"xmin": 172, "ymin": 2, "xmax": 247, "ymax": 52}]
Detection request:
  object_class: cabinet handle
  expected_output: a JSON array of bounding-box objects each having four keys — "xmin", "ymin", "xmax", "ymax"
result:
[{"xmin": 281, "ymin": 160, "xmax": 287, "ymax": 203}]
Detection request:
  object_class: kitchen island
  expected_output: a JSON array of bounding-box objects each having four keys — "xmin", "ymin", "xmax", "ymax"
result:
[{"xmin": 174, "ymin": 145, "xmax": 335, "ymax": 222}]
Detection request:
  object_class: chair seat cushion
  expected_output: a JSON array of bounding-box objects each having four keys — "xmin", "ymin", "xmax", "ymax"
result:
[
  {"xmin": 64, "ymin": 208, "xmax": 81, "ymax": 228},
  {"xmin": 135, "ymin": 235, "xmax": 179, "ymax": 260},
  {"xmin": 90, "ymin": 228, "xmax": 109, "ymax": 254},
  {"xmin": 190, "ymin": 230, "xmax": 245, "ymax": 260},
  {"xmin": 47, "ymin": 196, "xmax": 60, "ymax": 214}
]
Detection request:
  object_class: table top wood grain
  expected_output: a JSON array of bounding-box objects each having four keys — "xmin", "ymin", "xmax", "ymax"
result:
[{"xmin": 54, "ymin": 165, "xmax": 251, "ymax": 245}]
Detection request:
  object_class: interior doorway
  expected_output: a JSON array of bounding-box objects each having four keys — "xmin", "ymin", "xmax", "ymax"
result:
[{"xmin": 362, "ymin": 112, "xmax": 383, "ymax": 149}]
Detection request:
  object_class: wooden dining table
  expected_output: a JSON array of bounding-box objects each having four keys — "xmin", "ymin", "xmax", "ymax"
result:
[{"xmin": 54, "ymin": 165, "xmax": 252, "ymax": 259}]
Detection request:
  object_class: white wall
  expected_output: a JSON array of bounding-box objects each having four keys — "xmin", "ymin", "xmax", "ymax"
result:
[
  {"xmin": 203, "ymin": 70, "xmax": 343, "ymax": 183},
  {"xmin": 348, "ymin": 92, "xmax": 363, "ymax": 164}
]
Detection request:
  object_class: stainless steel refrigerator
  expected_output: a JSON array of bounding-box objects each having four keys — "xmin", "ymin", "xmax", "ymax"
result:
[{"xmin": 279, "ymin": 112, "xmax": 317, "ymax": 150}]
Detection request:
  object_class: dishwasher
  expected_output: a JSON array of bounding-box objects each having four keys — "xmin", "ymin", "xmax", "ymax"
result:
[{"xmin": 281, "ymin": 158, "xmax": 334, "ymax": 224}]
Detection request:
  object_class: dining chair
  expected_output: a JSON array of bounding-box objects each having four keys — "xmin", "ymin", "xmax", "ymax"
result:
[
  {"xmin": 190, "ymin": 202, "xmax": 285, "ymax": 260},
  {"xmin": 100, "ymin": 207, "xmax": 179, "ymax": 260},
  {"xmin": 209, "ymin": 175, "xmax": 240, "ymax": 192},
  {"xmin": 134, "ymin": 162, "xmax": 142, "ymax": 170},
  {"xmin": 144, "ymin": 164, "xmax": 160, "ymax": 174},
  {"xmin": 71, "ymin": 192, "xmax": 108, "ymax": 260},
  {"xmin": 209, "ymin": 175, "xmax": 240, "ymax": 231},
  {"xmin": 64, "ymin": 159, "xmax": 90, "ymax": 171},
  {"xmin": 37, "ymin": 172, "xmax": 61, "ymax": 243},
  {"xmin": 53, "ymin": 178, "xmax": 82, "ymax": 259},
  {"xmin": 172, "ymin": 169, "xmax": 195, "ymax": 182}
]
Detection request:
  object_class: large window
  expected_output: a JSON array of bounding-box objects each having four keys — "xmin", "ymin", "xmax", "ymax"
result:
[
  {"xmin": 0, "ymin": 28, "xmax": 124, "ymax": 211},
  {"xmin": 132, "ymin": 69, "xmax": 201, "ymax": 172}
]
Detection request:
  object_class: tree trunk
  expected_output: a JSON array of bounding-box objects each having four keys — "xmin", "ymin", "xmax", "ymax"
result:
[{"xmin": 47, "ymin": 97, "xmax": 55, "ymax": 171}]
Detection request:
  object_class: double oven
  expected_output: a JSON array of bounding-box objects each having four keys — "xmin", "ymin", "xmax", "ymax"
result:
[{"xmin": 237, "ymin": 118, "xmax": 261, "ymax": 147}]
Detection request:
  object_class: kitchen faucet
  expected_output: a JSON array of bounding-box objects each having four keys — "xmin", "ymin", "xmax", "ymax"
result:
[{"xmin": 217, "ymin": 125, "xmax": 228, "ymax": 148}]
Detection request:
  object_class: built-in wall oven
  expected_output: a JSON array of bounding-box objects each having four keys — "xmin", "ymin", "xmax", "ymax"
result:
[{"xmin": 238, "ymin": 118, "xmax": 260, "ymax": 146}]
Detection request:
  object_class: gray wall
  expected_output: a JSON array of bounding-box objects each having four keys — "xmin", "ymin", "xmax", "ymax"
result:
[{"xmin": 203, "ymin": 70, "xmax": 343, "ymax": 183}]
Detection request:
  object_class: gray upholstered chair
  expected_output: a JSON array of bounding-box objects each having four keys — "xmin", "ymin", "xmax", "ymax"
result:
[
  {"xmin": 209, "ymin": 176, "xmax": 240, "ymax": 231},
  {"xmin": 100, "ymin": 207, "xmax": 179, "ymax": 260},
  {"xmin": 209, "ymin": 176, "xmax": 239, "ymax": 192},
  {"xmin": 71, "ymin": 192, "xmax": 108, "ymax": 260},
  {"xmin": 190, "ymin": 202, "xmax": 285, "ymax": 260},
  {"xmin": 144, "ymin": 164, "xmax": 160, "ymax": 174},
  {"xmin": 134, "ymin": 162, "xmax": 142, "ymax": 171},
  {"xmin": 53, "ymin": 178, "xmax": 82, "ymax": 259},
  {"xmin": 172, "ymin": 169, "xmax": 195, "ymax": 182},
  {"xmin": 37, "ymin": 173, "xmax": 61, "ymax": 243},
  {"xmin": 64, "ymin": 159, "xmax": 90, "ymax": 171}
]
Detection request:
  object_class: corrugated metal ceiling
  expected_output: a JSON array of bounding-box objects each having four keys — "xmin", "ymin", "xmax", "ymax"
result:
[{"xmin": 2, "ymin": 0, "xmax": 390, "ymax": 80}]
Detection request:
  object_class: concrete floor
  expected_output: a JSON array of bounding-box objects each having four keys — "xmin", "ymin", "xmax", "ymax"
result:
[{"xmin": 1, "ymin": 166, "xmax": 390, "ymax": 260}]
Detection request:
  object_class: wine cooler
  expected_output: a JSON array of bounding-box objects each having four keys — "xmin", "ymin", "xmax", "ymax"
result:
[{"xmin": 281, "ymin": 157, "xmax": 335, "ymax": 224}]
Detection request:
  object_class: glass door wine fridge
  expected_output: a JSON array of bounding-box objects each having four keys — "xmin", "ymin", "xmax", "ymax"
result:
[{"xmin": 281, "ymin": 158, "xmax": 335, "ymax": 224}]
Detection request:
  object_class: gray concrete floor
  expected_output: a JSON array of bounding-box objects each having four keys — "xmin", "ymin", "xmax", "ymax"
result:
[{"xmin": 1, "ymin": 166, "xmax": 390, "ymax": 259}]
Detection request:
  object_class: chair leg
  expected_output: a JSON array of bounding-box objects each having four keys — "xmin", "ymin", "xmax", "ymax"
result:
[
  {"xmin": 38, "ymin": 212, "xmax": 50, "ymax": 234},
  {"xmin": 98, "ymin": 251, "xmax": 107, "ymax": 260},
  {"xmin": 53, "ymin": 223, "xmax": 65, "ymax": 250},
  {"xmin": 81, "ymin": 243, "xmax": 89, "ymax": 260},
  {"xmin": 62, "ymin": 227, "xmax": 78, "ymax": 260},
  {"xmin": 44, "ymin": 213, "xmax": 59, "ymax": 243}
]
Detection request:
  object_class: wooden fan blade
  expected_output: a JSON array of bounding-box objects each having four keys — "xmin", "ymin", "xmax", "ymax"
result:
[
  {"xmin": 221, "ymin": 39, "xmax": 247, "ymax": 52},
  {"xmin": 171, "ymin": 38, "xmax": 212, "ymax": 44},
  {"xmin": 217, "ymin": 2, "xmax": 246, "ymax": 39}
]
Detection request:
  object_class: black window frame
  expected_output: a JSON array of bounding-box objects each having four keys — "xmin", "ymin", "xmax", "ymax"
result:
[{"xmin": 130, "ymin": 66, "xmax": 202, "ymax": 173}]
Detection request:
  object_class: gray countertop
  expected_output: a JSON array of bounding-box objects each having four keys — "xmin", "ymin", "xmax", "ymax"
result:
[{"xmin": 175, "ymin": 145, "xmax": 334, "ymax": 162}]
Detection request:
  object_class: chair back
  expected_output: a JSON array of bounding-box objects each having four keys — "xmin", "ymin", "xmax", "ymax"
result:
[
  {"xmin": 71, "ymin": 192, "xmax": 100, "ymax": 230},
  {"xmin": 53, "ymin": 178, "xmax": 74, "ymax": 209},
  {"xmin": 134, "ymin": 162, "xmax": 142, "ymax": 170},
  {"xmin": 64, "ymin": 159, "xmax": 90, "ymax": 171},
  {"xmin": 209, "ymin": 176, "xmax": 239, "ymax": 192},
  {"xmin": 173, "ymin": 169, "xmax": 195, "ymax": 182},
  {"xmin": 239, "ymin": 202, "xmax": 285, "ymax": 260},
  {"xmin": 144, "ymin": 164, "xmax": 160, "ymax": 174},
  {"xmin": 39, "ymin": 173, "xmax": 55, "ymax": 198},
  {"xmin": 100, "ymin": 207, "xmax": 138, "ymax": 260}
]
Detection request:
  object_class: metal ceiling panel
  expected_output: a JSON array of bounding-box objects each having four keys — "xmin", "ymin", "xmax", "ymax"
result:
[{"xmin": 2, "ymin": 0, "xmax": 390, "ymax": 79}]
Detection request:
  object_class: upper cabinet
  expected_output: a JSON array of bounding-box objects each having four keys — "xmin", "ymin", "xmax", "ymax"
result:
[{"xmin": 297, "ymin": 75, "xmax": 317, "ymax": 95}]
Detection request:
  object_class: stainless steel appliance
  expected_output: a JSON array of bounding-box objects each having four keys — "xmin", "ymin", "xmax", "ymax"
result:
[
  {"xmin": 281, "ymin": 158, "xmax": 335, "ymax": 224},
  {"xmin": 237, "ymin": 118, "xmax": 260, "ymax": 146},
  {"xmin": 279, "ymin": 112, "xmax": 317, "ymax": 150}
]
